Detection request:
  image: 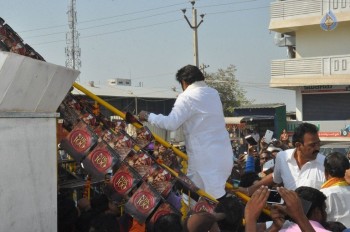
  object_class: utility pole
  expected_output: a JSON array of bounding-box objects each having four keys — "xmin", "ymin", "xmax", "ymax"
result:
[
  {"xmin": 65, "ymin": 0, "xmax": 81, "ymax": 82},
  {"xmin": 182, "ymin": 1, "xmax": 205, "ymax": 68},
  {"xmin": 199, "ymin": 63, "xmax": 209, "ymax": 76}
]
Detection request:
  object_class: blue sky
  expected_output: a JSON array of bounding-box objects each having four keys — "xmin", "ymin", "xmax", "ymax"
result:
[{"xmin": 2, "ymin": 0, "xmax": 296, "ymax": 111}]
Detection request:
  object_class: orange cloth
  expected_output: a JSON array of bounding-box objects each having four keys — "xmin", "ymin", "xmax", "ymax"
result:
[
  {"xmin": 321, "ymin": 177, "xmax": 349, "ymax": 189},
  {"xmin": 129, "ymin": 219, "xmax": 146, "ymax": 232}
]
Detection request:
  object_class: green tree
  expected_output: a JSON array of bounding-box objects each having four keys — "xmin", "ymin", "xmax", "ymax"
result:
[{"xmin": 205, "ymin": 64, "xmax": 253, "ymax": 116}]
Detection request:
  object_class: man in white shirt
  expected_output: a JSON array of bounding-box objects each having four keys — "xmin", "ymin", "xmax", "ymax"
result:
[
  {"xmin": 273, "ymin": 147, "xmax": 325, "ymax": 190},
  {"xmin": 320, "ymin": 152, "xmax": 350, "ymax": 228},
  {"xmin": 138, "ymin": 65, "xmax": 233, "ymax": 200},
  {"xmin": 242, "ymin": 122, "xmax": 325, "ymax": 195}
]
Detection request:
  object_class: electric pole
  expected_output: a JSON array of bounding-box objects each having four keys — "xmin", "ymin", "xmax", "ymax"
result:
[
  {"xmin": 182, "ymin": 1, "xmax": 205, "ymax": 68},
  {"xmin": 200, "ymin": 63, "xmax": 209, "ymax": 76},
  {"xmin": 65, "ymin": 0, "xmax": 81, "ymax": 82}
]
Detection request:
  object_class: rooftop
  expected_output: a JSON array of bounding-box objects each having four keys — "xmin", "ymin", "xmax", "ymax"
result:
[{"xmin": 72, "ymin": 81, "xmax": 180, "ymax": 99}]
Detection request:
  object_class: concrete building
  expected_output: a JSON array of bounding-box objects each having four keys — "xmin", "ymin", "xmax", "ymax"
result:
[
  {"xmin": 269, "ymin": 0, "xmax": 350, "ymax": 142},
  {"xmin": 0, "ymin": 51, "xmax": 79, "ymax": 232}
]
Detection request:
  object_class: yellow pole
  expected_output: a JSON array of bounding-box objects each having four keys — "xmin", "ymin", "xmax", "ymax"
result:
[
  {"xmin": 73, "ymin": 82, "xmax": 187, "ymax": 161},
  {"xmin": 72, "ymin": 82, "xmax": 270, "ymax": 215},
  {"xmin": 160, "ymin": 162, "xmax": 218, "ymax": 203},
  {"xmin": 225, "ymin": 183, "xmax": 271, "ymax": 216}
]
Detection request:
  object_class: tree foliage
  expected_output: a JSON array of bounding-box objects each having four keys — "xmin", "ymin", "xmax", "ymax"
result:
[{"xmin": 205, "ymin": 64, "xmax": 253, "ymax": 116}]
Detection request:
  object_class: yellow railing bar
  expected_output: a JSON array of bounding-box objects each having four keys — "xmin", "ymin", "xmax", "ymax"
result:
[
  {"xmin": 160, "ymin": 162, "xmax": 218, "ymax": 203},
  {"xmin": 226, "ymin": 183, "xmax": 271, "ymax": 216},
  {"xmin": 73, "ymin": 82, "xmax": 219, "ymax": 202},
  {"xmin": 73, "ymin": 82, "xmax": 271, "ymax": 215},
  {"xmin": 73, "ymin": 82, "xmax": 188, "ymax": 161}
]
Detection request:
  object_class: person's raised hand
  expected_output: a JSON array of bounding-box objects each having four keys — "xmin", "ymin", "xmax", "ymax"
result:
[
  {"xmin": 277, "ymin": 187, "xmax": 305, "ymax": 223},
  {"xmin": 345, "ymin": 169, "xmax": 350, "ymax": 185},
  {"xmin": 268, "ymin": 204, "xmax": 286, "ymax": 232},
  {"xmin": 245, "ymin": 186, "xmax": 270, "ymax": 222},
  {"xmin": 277, "ymin": 187, "xmax": 315, "ymax": 232},
  {"xmin": 260, "ymin": 136, "xmax": 268, "ymax": 150},
  {"xmin": 138, "ymin": 111, "xmax": 150, "ymax": 122}
]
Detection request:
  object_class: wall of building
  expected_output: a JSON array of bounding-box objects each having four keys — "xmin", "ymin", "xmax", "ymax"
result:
[
  {"xmin": 0, "ymin": 115, "xmax": 57, "ymax": 232},
  {"xmin": 296, "ymin": 23, "xmax": 350, "ymax": 58},
  {"xmin": 295, "ymin": 88, "xmax": 303, "ymax": 121}
]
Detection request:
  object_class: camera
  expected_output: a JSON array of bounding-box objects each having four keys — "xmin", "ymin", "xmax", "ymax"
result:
[
  {"xmin": 267, "ymin": 189, "xmax": 284, "ymax": 204},
  {"xmin": 245, "ymin": 135, "xmax": 258, "ymax": 146}
]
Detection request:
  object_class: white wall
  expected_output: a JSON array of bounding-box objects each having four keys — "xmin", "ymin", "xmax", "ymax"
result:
[
  {"xmin": 0, "ymin": 115, "xmax": 57, "ymax": 232},
  {"xmin": 295, "ymin": 88, "xmax": 303, "ymax": 121},
  {"xmin": 296, "ymin": 22, "xmax": 350, "ymax": 58}
]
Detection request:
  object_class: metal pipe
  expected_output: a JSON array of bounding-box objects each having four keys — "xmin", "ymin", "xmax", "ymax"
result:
[
  {"xmin": 73, "ymin": 82, "xmax": 188, "ymax": 161},
  {"xmin": 72, "ymin": 82, "xmax": 271, "ymax": 215}
]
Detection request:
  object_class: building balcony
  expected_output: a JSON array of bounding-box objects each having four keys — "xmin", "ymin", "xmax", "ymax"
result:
[
  {"xmin": 270, "ymin": 0, "xmax": 350, "ymax": 33},
  {"xmin": 270, "ymin": 54, "xmax": 350, "ymax": 88}
]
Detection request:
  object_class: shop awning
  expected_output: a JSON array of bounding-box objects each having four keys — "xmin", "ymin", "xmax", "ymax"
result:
[{"xmin": 225, "ymin": 117, "xmax": 245, "ymax": 124}]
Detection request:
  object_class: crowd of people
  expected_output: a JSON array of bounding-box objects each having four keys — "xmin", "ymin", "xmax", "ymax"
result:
[
  {"xmin": 58, "ymin": 122, "xmax": 350, "ymax": 232},
  {"xmin": 58, "ymin": 65, "xmax": 350, "ymax": 231},
  {"xmin": 239, "ymin": 122, "xmax": 350, "ymax": 231}
]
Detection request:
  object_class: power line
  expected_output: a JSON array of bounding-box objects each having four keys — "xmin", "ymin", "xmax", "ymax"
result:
[
  {"xmin": 24, "ymin": 10, "xmax": 178, "ymax": 39},
  {"xmin": 199, "ymin": 0, "xmax": 260, "ymax": 9},
  {"xmin": 20, "ymin": 0, "xmax": 264, "ymax": 34},
  {"xmin": 81, "ymin": 18, "xmax": 182, "ymax": 39},
  {"xmin": 24, "ymin": 1, "xmax": 270, "ymax": 40},
  {"xmin": 31, "ymin": 18, "xmax": 182, "ymax": 45},
  {"xmin": 207, "ymin": 5, "xmax": 269, "ymax": 15},
  {"xmin": 18, "ymin": 1, "xmax": 187, "ymax": 33},
  {"xmin": 79, "ymin": 2, "xmax": 185, "ymax": 24}
]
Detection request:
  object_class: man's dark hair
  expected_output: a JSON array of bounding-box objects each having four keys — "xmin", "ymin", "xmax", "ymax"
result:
[
  {"xmin": 153, "ymin": 213, "xmax": 182, "ymax": 232},
  {"xmin": 294, "ymin": 186, "xmax": 327, "ymax": 219},
  {"xmin": 292, "ymin": 122, "xmax": 318, "ymax": 147},
  {"xmin": 324, "ymin": 152, "xmax": 350, "ymax": 178},
  {"xmin": 90, "ymin": 194, "xmax": 109, "ymax": 214},
  {"xmin": 176, "ymin": 65, "xmax": 205, "ymax": 85},
  {"xmin": 89, "ymin": 213, "xmax": 120, "ymax": 232},
  {"xmin": 323, "ymin": 221, "xmax": 347, "ymax": 232},
  {"xmin": 214, "ymin": 196, "xmax": 244, "ymax": 232},
  {"xmin": 239, "ymin": 172, "xmax": 260, "ymax": 187},
  {"xmin": 57, "ymin": 196, "xmax": 79, "ymax": 232}
]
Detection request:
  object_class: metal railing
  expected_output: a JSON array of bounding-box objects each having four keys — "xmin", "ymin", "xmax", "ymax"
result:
[
  {"xmin": 271, "ymin": 54, "xmax": 350, "ymax": 78},
  {"xmin": 271, "ymin": 0, "xmax": 350, "ymax": 19}
]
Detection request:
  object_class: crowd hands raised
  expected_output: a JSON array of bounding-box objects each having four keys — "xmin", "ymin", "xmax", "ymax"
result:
[
  {"xmin": 233, "ymin": 122, "xmax": 350, "ymax": 231},
  {"xmin": 245, "ymin": 186, "xmax": 318, "ymax": 232},
  {"xmin": 58, "ymin": 122, "xmax": 350, "ymax": 232}
]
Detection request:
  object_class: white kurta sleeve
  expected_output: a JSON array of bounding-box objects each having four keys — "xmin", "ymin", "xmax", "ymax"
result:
[
  {"xmin": 272, "ymin": 152, "xmax": 283, "ymax": 184},
  {"xmin": 148, "ymin": 94, "xmax": 192, "ymax": 131}
]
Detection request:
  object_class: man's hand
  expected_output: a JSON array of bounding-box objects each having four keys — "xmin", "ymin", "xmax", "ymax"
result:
[
  {"xmin": 245, "ymin": 186, "xmax": 270, "ymax": 222},
  {"xmin": 276, "ymin": 187, "xmax": 315, "ymax": 232},
  {"xmin": 260, "ymin": 137, "xmax": 269, "ymax": 150},
  {"xmin": 267, "ymin": 205, "xmax": 286, "ymax": 232},
  {"xmin": 277, "ymin": 187, "xmax": 304, "ymax": 221},
  {"xmin": 345, "ymin": 169, "xmax": 350, "ymax": 184},
  {"xmin": 138, "ymin": 111, "xmax": 150, "ymax": 122}
]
